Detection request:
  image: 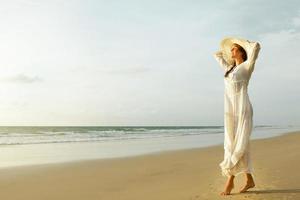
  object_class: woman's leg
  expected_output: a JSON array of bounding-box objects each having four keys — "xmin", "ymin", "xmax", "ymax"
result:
[
  {"xmin": 239, "ymin": 172, "xmax": 255, "ymax": 193},
  {"xmin": 220, "ymin": 175, "xmax": 235, "ymax": 195}
]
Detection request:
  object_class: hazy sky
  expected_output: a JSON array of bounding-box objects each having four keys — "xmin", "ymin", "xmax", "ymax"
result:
[{"xmin": 0, "ymin": 0, "xmax": 299, "ymax": 126}]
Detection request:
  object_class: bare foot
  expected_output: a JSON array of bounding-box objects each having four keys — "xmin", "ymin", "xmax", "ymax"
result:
[
  {"xmin": 220, "ymin": 180, "xmax": 234, "ymax": 196},
  {"xmin": 239, "ymin": 181, "xmax": 255, "ymax": 193}
]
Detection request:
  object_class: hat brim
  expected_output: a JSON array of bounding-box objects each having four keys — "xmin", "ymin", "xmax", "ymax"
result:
[{"xmin": 220, "ymin": 37, "xmax": 251, "ymax": 66}]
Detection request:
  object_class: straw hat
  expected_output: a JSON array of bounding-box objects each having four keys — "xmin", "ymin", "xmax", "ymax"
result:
[{"xmin": 220, "ymin": 36, "xmax": 254, "ymax": 66}]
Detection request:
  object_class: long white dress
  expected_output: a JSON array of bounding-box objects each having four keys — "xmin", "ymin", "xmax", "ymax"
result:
[{"xmin": 213, "ymin": 41, "xmax": 261, "ymax": 178}]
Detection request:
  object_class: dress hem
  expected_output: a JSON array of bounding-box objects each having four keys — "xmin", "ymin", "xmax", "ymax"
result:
[{"xmin": 219, "ymin": 162, "xmax": 255, "ymax": 178}]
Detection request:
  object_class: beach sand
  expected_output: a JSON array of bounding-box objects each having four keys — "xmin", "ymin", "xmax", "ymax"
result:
[{"xmin": 0, "ymin": 131, "xmax": 299, "ymax": 200}]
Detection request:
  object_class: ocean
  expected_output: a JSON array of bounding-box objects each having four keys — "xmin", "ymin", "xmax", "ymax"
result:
[{"xmin": 0, "ymin": 125, "xmax": 299, "ymax": 168}]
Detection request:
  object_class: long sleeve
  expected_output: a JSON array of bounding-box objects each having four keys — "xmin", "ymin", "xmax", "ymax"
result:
[
  {"xmin": 213, "ymin": 50, "xmax": 231, "ymax": 72},
  {"xmin": 245, "ymin": 42, "xmax": 261, "ymax": 73}
]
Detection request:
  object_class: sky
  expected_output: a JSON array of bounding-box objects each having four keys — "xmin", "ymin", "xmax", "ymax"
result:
[{"xmin": 0, "ymin": 0, "xmax": 299, "ymax": 126}]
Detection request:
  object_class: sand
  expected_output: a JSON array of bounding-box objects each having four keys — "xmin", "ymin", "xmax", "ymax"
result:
[{"xmin": 0, "ymin": 130, "xmax": 299, "ymax": 200}]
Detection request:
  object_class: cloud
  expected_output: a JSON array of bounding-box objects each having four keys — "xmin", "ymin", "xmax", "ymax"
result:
[{"xmin": 0, "ymin": 73, "xmax": 43, "ymax": 83}]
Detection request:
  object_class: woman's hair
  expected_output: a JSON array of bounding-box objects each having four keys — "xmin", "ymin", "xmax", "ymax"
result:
[{"xmin": 224, "ymin": 43, "xmax": 248, "ymax": 77}]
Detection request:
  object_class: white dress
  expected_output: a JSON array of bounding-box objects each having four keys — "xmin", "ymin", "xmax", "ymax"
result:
[{"xmin": 213, "ymin": 41, "xmax": 261, "ymax": 178}]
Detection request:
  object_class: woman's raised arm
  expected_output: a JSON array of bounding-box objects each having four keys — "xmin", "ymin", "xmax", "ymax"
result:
[
  {"xmin": 245, "ymin": 41, "xmax": 261, "ymax": 73},
  {"xmin": 213, "ymin": 50, "xmax": 231, "ymax": 72}
]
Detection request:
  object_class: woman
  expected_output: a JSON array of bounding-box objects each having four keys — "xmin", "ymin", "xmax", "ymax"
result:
[{"xmin": 213, "ymin": 37, "xmax": 261, "ymax": 196}]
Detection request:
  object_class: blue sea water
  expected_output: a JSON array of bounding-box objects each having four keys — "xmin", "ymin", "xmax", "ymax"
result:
[
  {"xmin": 0, "ymin": 125, "xmax": 299, "ymax": 168},
  {"xmin": 0, "ymin": 126, "xmax": 225, "ymax": 145},
  {"xmin": 0, "ymin": 125, "xmax": 298, "ymax": 145}
]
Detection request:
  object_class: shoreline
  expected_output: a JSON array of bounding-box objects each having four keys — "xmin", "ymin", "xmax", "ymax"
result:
[
  {"xmin": 0, "ymin": 127, "xmax": 298, "ymax": 169},
  {"xmin": 0, "ymin": 130, "xmax": 299, "ymax": 199}
]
